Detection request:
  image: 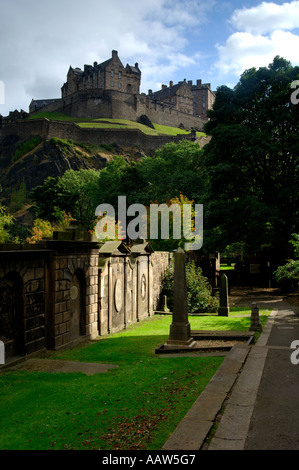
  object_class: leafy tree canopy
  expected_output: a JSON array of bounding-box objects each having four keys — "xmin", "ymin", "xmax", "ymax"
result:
[
  {"xmin": 30, "ymin": 141, "xmax": 207, "ymax": 233},
  {"xmin": 203, "ymin": 56, "xmax": 299, "ymax": 259}
]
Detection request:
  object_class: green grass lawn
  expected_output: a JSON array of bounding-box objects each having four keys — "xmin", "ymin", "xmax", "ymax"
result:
[
  {"xmin": 0, "ymin": 310, "xmax": 270, "ymax": 450},
  {"xmin": 28, "ymin": 111, "xmax": 84, "ymax": 122},
  {"xmin": 220, "ymin": 264, "xmax": 235, "ymax": 270}
]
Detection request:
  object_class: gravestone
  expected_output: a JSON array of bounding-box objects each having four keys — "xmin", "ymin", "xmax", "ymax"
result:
[
  {"xmin": 250, "ymin": 302, "xmax": 262, "ymax": 331},
  {"xmin": 162, "ymin": 295, "xmax": 170, "ymax": 313},
  {"xmin": 164, "ymin": 248, "xmax": 196, "ymax": 349},
  {"xmin": 218, "ymin": 274, "xmax": 229, "ymax": 316},
  {"xmin": 0, "ymin": 341, "xmax": 4, "ymax": 365}
]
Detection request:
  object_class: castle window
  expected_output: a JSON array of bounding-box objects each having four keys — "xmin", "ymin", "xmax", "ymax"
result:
[
  {"xmin": 186, "ymin": 97, "xmax": 189, "ymax": 104},
  {"xmin": 118, "ymin": 71, "xmax": 122, "ymax": 79},
  {"xmin": 181, "ymin": 96, "xmax": 183, "ymax": 103},
  {"xmin": 118, "ymin": 82, "xmax": 122, "ymax": 89},
  {"xmin": 111, "ymin": 70, "xmax": 114, "ymax": 78},
  {"xmin": 111, "ymin": 81, "xmax": 114, "ymax": 87}
]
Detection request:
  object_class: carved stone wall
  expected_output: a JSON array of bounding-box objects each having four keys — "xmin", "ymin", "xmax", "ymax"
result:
[{"xmin": 0, "ymin": 238, "xmax": 170, "ymax": 361}]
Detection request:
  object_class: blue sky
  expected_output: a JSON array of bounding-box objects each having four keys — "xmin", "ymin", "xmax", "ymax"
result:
[{"xmin": 0, "ymin": 0, "xmax": 299, "ymax": 116}]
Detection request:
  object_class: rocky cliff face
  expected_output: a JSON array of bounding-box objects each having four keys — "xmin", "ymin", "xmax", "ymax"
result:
[{"xmin": 0, "ymin": 134, "xmax": 126, "ymax": 205}]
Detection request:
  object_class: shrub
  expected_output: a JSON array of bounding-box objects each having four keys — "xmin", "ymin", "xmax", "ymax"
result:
[
  {"xmin": 9, "ymin": 181, "xmax": 27, "ymax": 213},
  {"xmin": 161, "ymin": 260, "xmax": 219, "ymax": 313},
  {"xmin": 0, "ymin": 204, "xmax": 14, "ymax": 243},
  {"xmin": 26, "ymin": 219, "xmax": 54, "ymax": 244},
  {"xmin": 11, "ymin": 136, "xmax": 42, "ymax": 162},
  {"xmin": 274, "ymin": 234, "xmax": 299, "ymax": 283}
]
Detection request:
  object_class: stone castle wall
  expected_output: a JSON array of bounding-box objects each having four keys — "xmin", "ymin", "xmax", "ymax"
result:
[
  {"xmin": 0, "ymin": 118, "xmax": 200, "ymax": 151},
  {"xmin": 0, "ymin": 237, "xmax": 170, "ymax": 362},
  {"xmin": 29, "ymin": 88, "xmax": 207, "ymax": 130}
]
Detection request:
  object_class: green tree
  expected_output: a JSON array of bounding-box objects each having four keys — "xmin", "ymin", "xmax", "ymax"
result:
[
  {"xmin": 274, "ymin": 234, "xmax": 299, "ymax": 288},
  {"xmin": 30, "ymin": 176, "xmax": 67, "ymax": 221},
  {"xmin": 30, "ymin": 170, "xmax": 101, "ymax": 230},
  {"xmin": 203, "ymin": 56, "xmax": 299, "ymax": 259},
  {"xmin": 58, "ymin": 169, "xmax": 99, "ymax": 229},
  {"xmin": 137, "ymin": 140, "xmax": 207, "ymax": 203},
  {"xmin": 95, "ymin": 155, "xmax": 130, "ymax": 208},
  {"xmin": 29, "ymin": 141, "xmax": 209, "ymax": 236},
  {"xmin": 0, "ymin": 204, "xmax": 14, "ymax": 243}
]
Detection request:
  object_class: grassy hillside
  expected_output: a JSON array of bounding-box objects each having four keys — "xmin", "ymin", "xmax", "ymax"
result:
[{"xmin": 27, "ymin": 112, "xmax": 206, "ymax": 137}]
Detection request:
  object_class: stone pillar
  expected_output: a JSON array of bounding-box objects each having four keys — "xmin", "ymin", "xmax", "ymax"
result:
[
  {"xmin": 250, "ymin": 302, "xmax": 262, "ymax": 331},
  {"xmin": 108, "ymin": 260, "xmax": 112, "ymax": 334},
  {"xmin": 218, "ymin": 273, "xmax": 229, "ymax": 316},
  {"xmin": 124, "ymin": 258, "xmax": 128, "ymax": 329},
  {"xmin": 164, "ymin": 248, "xmax": 196, "ymax": 348}
]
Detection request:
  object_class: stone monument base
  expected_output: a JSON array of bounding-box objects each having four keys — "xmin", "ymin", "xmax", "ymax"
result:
[
  {"xmin": 163, "ymin": 337, "xmax": 197, "ymax": 349},
  {"xmin": 218, "ymin": 306, "xmax": 229, "ymax": 317}
]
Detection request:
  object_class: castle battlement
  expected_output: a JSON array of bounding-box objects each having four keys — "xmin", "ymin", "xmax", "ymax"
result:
[{"xmin": 29, "ymin": 50, "xmax": 213, "ymax": 130}]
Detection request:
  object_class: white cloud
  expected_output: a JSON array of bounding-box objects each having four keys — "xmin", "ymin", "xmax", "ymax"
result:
[
  {"xmin": 216, "ymin": 29, "xmax": 299, "ymax": 76},
  {"xmin": 231, "ymin": 1, "xmax": 299, "ymax": 34},
  {"xmin": 214, "ymin": 1, "xmax": 299, "ymax": 83},
  {"xmin": 0, "ymin": 0, "xmax": 212, "ymax": 115}
]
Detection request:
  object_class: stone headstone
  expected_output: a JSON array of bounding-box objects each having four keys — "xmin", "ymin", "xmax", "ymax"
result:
[
  {"xmin": 162, "ymin": 295, "xmax": 170, "ymax": 313},
  {"xmin": 164, "ymin": 248, "xmax": 196, "ymax": 349},
  {"xmin": 250, "ymin": 302, "xmax": 262, "ymax": 331},
  {"xmin": 218, "ymin": 273, "xmax": 229, "ymax": 316},
  {"xmin": 0, "ymin": 341, "xmax": 5, "ymax": 365}
]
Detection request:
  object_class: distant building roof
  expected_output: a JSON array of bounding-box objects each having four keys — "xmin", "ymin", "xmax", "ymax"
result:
[
  {"xmin": 72, "ymin": 67, "xmax": 84, "ymax": 75},
  {"xmin": 148, "ymin": 80, "xmax": 192, "ymax": 103},
  {"xmin": 29, "ymin": 98, "xmax": 61, "ymax": 113},
  {"xmin": 150, "ymin": 83, "xmax": 181, "ymax": 101},
  {"xmin": 126, "ymin": 63, "xmax": 141, "ymax": 74},
  {"xmin": 69, "ymin": 51, "xmax": 141, "ymax": 79}
]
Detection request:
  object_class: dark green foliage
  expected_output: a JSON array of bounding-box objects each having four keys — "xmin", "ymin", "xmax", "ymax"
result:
[
  {"xmin": 203, "ymin": 56, "xmax": 299, "ymax": 258},
  {"xmin": 161, "ymin": 260, "xmax": 219, "ymax": 313},
  {"xmin": 30, "ymin": 170, "xmax": 100, "ymax": 230},
  {"xmin": 274, "ymin": 234, "xmax": 299, "ymax": 284},
  {"xmin": 29, "ymin": 141, "xmax": 206, "ymax": 233},
  {"xmin": 137, "ymin": 140, "xmax": 207, "ymax": 203},
  {"xmin": 11, "ymin": 136, "xmax": 42, "ymax": 162},
  {"xmin": 9, "ymin": 181, "xmax": 27, "ymax": 212}
]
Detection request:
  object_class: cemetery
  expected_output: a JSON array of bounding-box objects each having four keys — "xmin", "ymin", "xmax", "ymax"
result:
[
  {"xmin": 0, "ymin": 54, "xmax": 298, "ymax": 451},
  {"xmin": 0, "ymin": 232, "xmax": 273, "ymax": 450}
]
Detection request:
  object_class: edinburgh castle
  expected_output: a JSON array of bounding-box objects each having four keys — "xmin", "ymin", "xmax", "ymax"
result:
[{"xmin": 29, "ymin": 50, "xmax": 215, "ymax": 130}]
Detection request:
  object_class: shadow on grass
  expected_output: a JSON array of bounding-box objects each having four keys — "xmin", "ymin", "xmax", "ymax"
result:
[
  {"xmin": 0, "ymin": 311, "xmax": 271, "ymax": 450},
  {"xmin": 0, "ymin": 328, "xmax": 224, "ymax": 450}
]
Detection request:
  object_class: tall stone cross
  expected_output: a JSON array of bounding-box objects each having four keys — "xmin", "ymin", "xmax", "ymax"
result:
[{"xmin": 164, "ymin": 248, "xmax": 196, "ymax": 349}]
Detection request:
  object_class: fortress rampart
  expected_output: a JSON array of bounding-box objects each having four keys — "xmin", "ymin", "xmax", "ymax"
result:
[
  {"xmin": 29, "ymin": 89, "xmax": 207, "ymax": 131},
  {"xmin": 0, "ymin": 118, "xmax": 202, "ymax": 151}
]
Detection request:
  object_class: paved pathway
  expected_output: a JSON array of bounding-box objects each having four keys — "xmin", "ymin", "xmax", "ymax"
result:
[
  {"xmin": 163, "ymin": 289, "xmax": 299, "ymax": 451},
  {"xmin": 209, "ymin": 294, "xmax": 299, "ymax": 450}
]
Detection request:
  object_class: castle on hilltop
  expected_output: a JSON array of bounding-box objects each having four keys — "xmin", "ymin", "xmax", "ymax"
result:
[{"xmin": 29, "ymin": 50, "xmax": 215, "ymax": 130}]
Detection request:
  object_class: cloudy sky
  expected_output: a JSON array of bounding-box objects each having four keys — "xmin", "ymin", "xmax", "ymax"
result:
[{"xmin": 0, "ymin": 0, "xmax": 299, "ymax": 116}]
